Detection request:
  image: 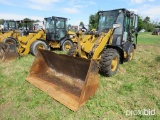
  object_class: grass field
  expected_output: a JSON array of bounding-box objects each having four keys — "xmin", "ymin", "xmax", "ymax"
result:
[{"xmin": 0, "ymin": 32, "xmax": 160, "ymax": 120}]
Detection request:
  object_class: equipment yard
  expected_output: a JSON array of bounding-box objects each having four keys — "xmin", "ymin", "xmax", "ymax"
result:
[{"xmin": 0, "ymin": 32, "xmax": 160, "ymax": 119}]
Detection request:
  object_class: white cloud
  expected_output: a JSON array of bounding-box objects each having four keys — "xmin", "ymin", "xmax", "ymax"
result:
[
  {"xmin": 129, "ymin": 9, "xmax": 139, "ymax": 13},
  {"xmin": 137, "ymin": 5, "xmax": 160, "ymax": 22},
  {"xmin": 130, "ymin": 0, "xmax": 144, "ymax": 4},
  {"xmin": 88, "ymin": 1, "xmax": 96, "ymax": 5},
  {"xmin": 63, "ymin": 8, "xmax": 79, "ymax": 14},
  {"xmin": 0, "ymin": 13, "xmax": 44, "ymax": 21},
  {"xmin": 0, "ymin": 0, "xmax": 15, "ymax": 6},
  {"xmin": 130, "ymin": 0, "xmax": 155, "ymax": 4},
  {"xmin": 26, "ymin": 0, "xmax": 62, "ymax": 11},
  {"xmin": 63, "ymin": 0, "xmax": 96, "ymax": 14},
  {"xmin": 28, "ymin": 0, "xmax": 60, "ymax": 5}
]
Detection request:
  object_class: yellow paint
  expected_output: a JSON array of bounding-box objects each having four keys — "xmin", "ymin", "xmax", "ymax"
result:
[
  {"xmin": 50, "ymin": 41, "xmax": 60, "ymax": 48},
  {"xmin": 124, "ymin": 52, "xmax": 127, "ymax": 58},
  {"xmin": 111, "ymin": 56, "xmax": 118, "ymax": 71},
  {"xmin": 92, "ymin": 29, "xmax": 113, "ymax": 59},
  {"xmin": 18, "ymin": 30, "xmax": 45, "ymax": 56},
  {"xmin": 0, "ymin": 31, "xmax": 14, "ymax": 42}
]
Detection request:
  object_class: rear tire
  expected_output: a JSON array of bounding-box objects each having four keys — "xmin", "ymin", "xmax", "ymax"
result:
[
  {"xmin": 124, "ymin": 46, "xmax": 134, "ymax": 62},
  {"xmin": 62, "ymin": 40, "xmax": 73, "ymax": 52},
  {"xmin": 99, "ymin": 48, "xmax": 120, "ymax": 77},
  {"xmin": 30, "ymin": 40, "xmax": 48, "ymax": 56},
  {"xmin": 67, "ymin": 45, "xmax": 77, "ymax": 56}
]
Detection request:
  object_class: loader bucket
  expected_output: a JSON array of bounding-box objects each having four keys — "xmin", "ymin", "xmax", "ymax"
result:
[
  {"xmin": 26, "ymin": 49, "xmax": 99, "ymax": 111},
  {"xmin": 0, "ymin": 42, "xmax": 19, "ymax": 62}
]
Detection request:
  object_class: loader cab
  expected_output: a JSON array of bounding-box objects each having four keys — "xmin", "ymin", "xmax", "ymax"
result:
[
  {"xmin": 98, "ymin": 9, "xmax": 138, "ymax": 46},
  {"xmin": 45, "ymin": 16, "xmax": 67, "ymax": 41},
  {"xmin": 18, "ymin": 20, "xmax": 34, "ymax": 36},
  {"xmin": 2, "ymin": 20, "xmax": 18, "ymax": 32}
]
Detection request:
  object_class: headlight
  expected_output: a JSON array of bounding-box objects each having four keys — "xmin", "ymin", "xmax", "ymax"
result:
[{"xmin": 69, "ymin": 34, "xmax": 75, "ymax": 39}]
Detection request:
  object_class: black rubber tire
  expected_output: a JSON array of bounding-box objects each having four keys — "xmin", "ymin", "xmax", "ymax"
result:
[
  {"xmin": 3, "ymin": 38, "xmax": 17, "ymax": 45},
  {"xmin": 124, "ymin": 46, "xmax": 134, "ymax": 62},
  {"xmin": 62, "ymin": 40, "xmax": 73, "ymax": 52},
  {"xmin": 67, "ymin": 45, "xmax": 77, "ymax": 56},
  {"xmin": 30, "ymin": 40, "xmax": 48, "ymax": 56},
  {"xmin": 99, "ymin": 48, "xmax": 120, "ymax": 77}
]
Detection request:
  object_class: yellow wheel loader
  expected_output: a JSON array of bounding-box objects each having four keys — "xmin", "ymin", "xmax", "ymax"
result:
[
  {"xmin": 0, "ymin": 20, "xmax": 20, "ymax": 43},
  {"xmin": 26, "ymin": 8, "xmax": 138, "ymax": 111},
  {"xmin": 0, "ymin": 16, "xmax": 77, "ymax": 61}
]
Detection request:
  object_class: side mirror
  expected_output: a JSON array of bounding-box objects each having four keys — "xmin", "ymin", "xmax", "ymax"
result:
[{"xmin": 113, "ymin": 23, "xmax": 120, "ymax": 29}]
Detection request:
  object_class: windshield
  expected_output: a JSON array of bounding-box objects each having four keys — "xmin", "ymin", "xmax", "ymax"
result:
[
  {"xmin": 98, "ymin": 10, "xmax": 119, "ymax": 31},
  {"xmin": 56, "ymin": 18, "xmax": 65, "ymax": 29},
  {"xmin": 9, "ymin": 21, "xmax": 16, "ymax": 29},
  {"xmin": 4, "ymin": 21, "xmax": 8, "ymax": 29},
  {"xmin": 45, "ymin": 17, "xmax": 55, "ymax": 31}
]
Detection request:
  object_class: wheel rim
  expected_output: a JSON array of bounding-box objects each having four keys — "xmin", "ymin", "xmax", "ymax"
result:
[
  {"xmin": 36, "ymin": 44, "xmax": 45, "ymax": 50},
  {"xmin": 129, "ymin": 51, "xmax": 133, "ymax": 61},
  {"xmin": 36, "ymin": 44, "xmax": 45, "ymax": 54},
  {"xmin": 64, "ymin": 43, "xmax": 71, "ymax": 51},
  {"xmin": 111, "ymin": 56, "xmax": 118, "ymax": 71}
]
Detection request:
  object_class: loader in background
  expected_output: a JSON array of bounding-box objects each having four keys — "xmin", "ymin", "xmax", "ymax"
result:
[
  {"xmin": 0, "ymin": 20, "xmax": 20, "ymax": 42},
  {"xmin": 26, "ymin": 8, "xmax": 138, "ymax": 111},
  {"xmin": 0, "ymin": 16, "xmax": 78, "ymax": 61}
]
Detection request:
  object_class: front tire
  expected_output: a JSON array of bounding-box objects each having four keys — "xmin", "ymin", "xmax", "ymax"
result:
[
  {"xmin": 67, "ymin": 45, "xmax": 77, "ymax": 56},
  {"xmin": 62, "ymin": 40, "xmax": 73, "ymax": 52},
  {"xmin": 30, "ymin": 40, "xmax": 48, "ymax": 56},
  {"xmin": 3, "ymin": 38, "xmax": 17, "ymax": 46},
  {"xmin": 99, "ymin": 48, "xmax": 120, "ymax": 77},
  {"xmin": 124, "ymin": 45, "xmax": 134, "ymax": 62}
]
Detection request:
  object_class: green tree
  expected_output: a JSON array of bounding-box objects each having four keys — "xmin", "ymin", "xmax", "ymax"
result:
[
  {"xmin": 142, "ymin": 16, "xmax": 156, "ymax": 32},
  {"xmin": 89, "ymin": 13, "xmax": 98, "ymax": 30},
  {"xmin": 137, "ymin": 15, "xmax": 144, "ymax": 31},
  {"xmin": 79, "ymin": 21, "xmax": 84, "ymax": 28},
  {"xmin": 143, "ymin": 16, "xmax": 150, "ymax": 24},
  {"xmin": 0, "ymin": 19, "xmax": 5, "ymax": 25}
]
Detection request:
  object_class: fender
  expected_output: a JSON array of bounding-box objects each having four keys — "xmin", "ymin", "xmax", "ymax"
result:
[
  {"xmin": 36, "ymin": 39, "xmax": 49, "ymax": 44},
  {"xmin": 106, "ymin": 45, "xmax": 124, "ymax": 64},
  {"xmin": 123, "ymin": 41, "xmax": 136, "ymax": 55}
]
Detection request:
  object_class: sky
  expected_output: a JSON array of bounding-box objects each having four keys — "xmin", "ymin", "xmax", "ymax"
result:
[{"xmin": 0, "ymin": 0, "xmax": 160, "ymax": 26}]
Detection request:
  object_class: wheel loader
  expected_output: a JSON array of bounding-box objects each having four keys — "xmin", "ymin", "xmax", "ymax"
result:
[
  {"xmin": 0, "ymin": 20, "xmax": 20, "ymax": 42},
  {"xmin": 26, "ymin": 8, "xmax": 138, "ymax": 111},
  {"xmin": 0, "ymin": 16, "xmax": 77, "ymax": 61}
]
